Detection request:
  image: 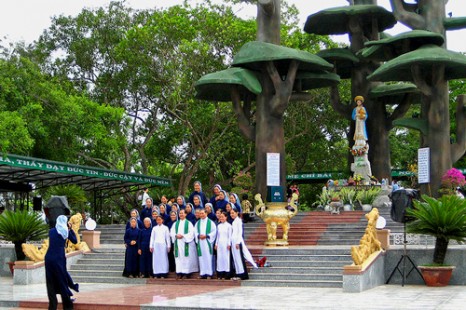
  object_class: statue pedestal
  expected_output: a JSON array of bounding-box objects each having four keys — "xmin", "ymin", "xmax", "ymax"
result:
[
  {"xmin": 13, "ymin": 251, "xmax": 83, "ymax": 285},
  {"xmin": 82, "ymin": 230, "xmax": 101, "ymax": 249},
  {"xmin": 376, "ymin": 229, "xmax": 390, "ymax": 250},
  {"xmin": 351, "ymin": 153, "xmax": 372, "ymax": 183}
]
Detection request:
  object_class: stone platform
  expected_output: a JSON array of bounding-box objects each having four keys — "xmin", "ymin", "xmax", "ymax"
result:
[{"xmin": 2, "ymin": 277, "xmax": 466, "ymax": 309}]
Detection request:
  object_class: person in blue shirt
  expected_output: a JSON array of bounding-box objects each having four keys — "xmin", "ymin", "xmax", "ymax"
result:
[
  {"xmin": 185, "ymin": 203, "xmax": 197, "ymax": 225},
  {"xmin": 158, "ymin": 204, "xmax": 170, "ymax": 224},
  {"xmin": 188, "ymin": 181, "xmax": 209, "ymax": 206},
  {"xmin": 192, "ymin": 194, "xmax": 204, "ymax": 210},
  {"xmin": 229, "ymin": 193, "xmax": 243, "ymax": 214},
  {"xmin": 140, "ymin": 198, "xmax": 155, "ymax": 221},
  {"xmin": 205, "ymin": 203, "xmax": 217, "ymax": 222},
  {"xmin": 176, "ymin": 196, "xmax": 187, "ymax": 210},
  {"xmin": 209, "ymin": 184, "xmax": 222, "ymax": 211},
  {"xmin": 123, "ymin": 217, "xmax": 140, "ymax": 278},
  {"xmin": 126, "ymin": 209, "xmax": 143, "ymax": 230},
  {"xmin": 215, "ymin": 190, "xmax": 229, "ymax": 212},
  {"xmin": 138, "ymin": 218, "xmax": 153, "ymax": 278},
  {"xmin": 45, "ymin": 215, "xmax": 79, "ymax": 310}
]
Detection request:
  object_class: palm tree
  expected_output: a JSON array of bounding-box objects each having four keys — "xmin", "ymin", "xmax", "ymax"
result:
[{"xmin": 0, "ymin": 210, "xmax": 49, "ymax": 260}]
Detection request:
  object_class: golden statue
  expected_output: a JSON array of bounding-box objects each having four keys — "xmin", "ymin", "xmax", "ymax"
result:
[
  {"xmin": 254, "ymin": 193, "xmax": 298, "ymax": 246},
  {"xmin": 23, "ymin": 213, "xmax": 90, "ymax": 262},
  {"xmin": 22, "ymin": 239, "xmax": 49, "ymax": 263},
  {"xmin": 351, "ymin": 208, "xmax": 382, "ymax": 265}
]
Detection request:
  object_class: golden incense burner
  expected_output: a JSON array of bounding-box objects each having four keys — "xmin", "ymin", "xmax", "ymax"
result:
[{"xmin": 254, "ymin": 193, "xmax": 298, "ymax": 246}]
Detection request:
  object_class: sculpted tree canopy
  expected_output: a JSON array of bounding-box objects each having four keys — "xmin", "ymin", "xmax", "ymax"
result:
[
  {"xmin": 305, "ymin": 3, "xmax": 412, "ymax": 181},
  {"xmin": 305, "ymin": 1, "xmax": 466, "ymax": 194},
  {"xmin": 196, "ymin": 4, "xmax": 339, "ymax": 197}
]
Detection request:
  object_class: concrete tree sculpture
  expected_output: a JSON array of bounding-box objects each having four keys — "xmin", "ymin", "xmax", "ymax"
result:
[
  {"xmin": 195, "ymin": 0, "xmax": 338, "ymax": 197},
  {"xmin": 365, "ymin": 0, "xmax": 466, "ymax": 195},
  {"xmin": 304, "ymin": 2, "xmax": 418, "ymax": 180}
]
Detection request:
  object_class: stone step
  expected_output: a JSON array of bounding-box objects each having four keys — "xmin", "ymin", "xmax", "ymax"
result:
[
  {"xmin": 242, "ymin": 279, "xmax": 342, "ymax": 288},
  {"xmin": 72, "ymin": 264, "xmax": 123, "ymax": 271},
  {"xmin": 76, "ymin": 258, "xmax": 124, "ymax": 264},
  {"xmin": 77, "ymin": 254, "xmax": 124, "ymax": 260},
  {"xmin": 251, "ymin": 266, "xmax": 347, "ymax": 273},
  {"xmin": 249, "ymin": 272, "xmax": 342, "ymax": 281},
  {"xmin": 69, "ymin": 269, "xmax": 124, "ymax": 278},
  {"xmin": 267, "ymin": 259, "xmax": 353, "ymax": 270},
  {"xmin": 261, "ymin": 253, "xmax": 351, "ymax": 263},
  {"xmin": 260, "ymin": 248, "xmax": 351, "ymax": 255}
]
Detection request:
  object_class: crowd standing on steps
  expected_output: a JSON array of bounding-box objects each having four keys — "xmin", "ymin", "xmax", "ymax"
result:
[{"xmin": 123, "ymin": 181, "xmax": 264, "ymax": 280}]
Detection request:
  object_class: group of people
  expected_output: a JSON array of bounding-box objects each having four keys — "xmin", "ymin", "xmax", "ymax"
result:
[{"xmin": 123, "ymin": 182, "xmax": 258, "ymax": 281}]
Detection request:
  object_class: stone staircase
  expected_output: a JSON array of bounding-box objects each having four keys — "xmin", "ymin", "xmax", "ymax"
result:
[
  {"xmin": 245, "ymin": 211, "xmax": 368, "ymax": 246},
  {"xmin": 69, "ymin": 206, "xmax": 410, "ymax": 288},
  {"xmin": 244, "ymin": 247, "xmax": 353, "ymax": 287},
  {"xmin": 68, "ymin": 247, "xmax": 144, "ymax": 285}
]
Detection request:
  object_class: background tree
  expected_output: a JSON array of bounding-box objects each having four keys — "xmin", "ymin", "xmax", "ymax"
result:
[
  {"xmin": 196, "ymin": 0, "xmax": 340, "ymax": 197},
  {"xmin": 368, "ymin": 0, "xmax": 466, "ymax": 195}
]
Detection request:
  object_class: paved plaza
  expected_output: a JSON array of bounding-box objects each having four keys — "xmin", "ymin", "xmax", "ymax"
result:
[{"xmin": 1, "ymin": 276, "xmax": 466, "ymax": 309}]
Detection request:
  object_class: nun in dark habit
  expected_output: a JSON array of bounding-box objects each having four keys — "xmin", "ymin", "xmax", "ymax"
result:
[
  {"xmin": 45, "ymin": 215, "xmax": 79, "ymax": 310},
  {"xmin": 123, "ymin": 217, "xmax": 140, "ymax": 278}
]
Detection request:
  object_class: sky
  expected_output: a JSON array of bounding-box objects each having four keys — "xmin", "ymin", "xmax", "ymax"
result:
[{"xmin": 1, "ymin": 0, "xmax": 466, "ymax": 52}]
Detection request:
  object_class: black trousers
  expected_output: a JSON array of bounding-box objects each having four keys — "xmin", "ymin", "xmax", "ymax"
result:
[{"xmin": 46, "ymin": 280, "xmax": 73, "ymax": 310}]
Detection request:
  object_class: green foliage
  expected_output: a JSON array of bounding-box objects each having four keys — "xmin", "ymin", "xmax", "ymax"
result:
[
  {"xmin": 340, "ymin": 187, "xmax": 356, "ymax": 205},
  {"xmin": 231, "ymin": 171, "xmax": 254, "ymax": 195},
  {"xmin": 0, "ymin": 210, "xmax": 48, "ymax": 243},
  {"xmin": 0, "ymin": 54, "xmax": 124, "ymax": 163},
  {"xmin": 0, "ymin": 210, "xmax": 49, "ymax": 260},
  {"xmin": 42, "ymin": 185, "xmax": 88, "ymax": 214},
  {"xmin": 313, "ymin": 190, "xmax": 331, "ymax": 208},
  {"xmin": 284, "ymin": 88, "xmax": 349, "ymax": 174},
  {"xmin": 407, "ymin": 195, "xmax": 466, "ymax": 264},
  {"xmin": 0, "ymin": 111, "xmax": 34, "ymax": 153},
  {"xmin": 355, "ymin": 187, "xmax": 381, "ymax": 205},
  {"xmin": 0, "ymin": 1, "xmax": 358, "ymax": 215},
  {"xmin": 408, "ymin": 195, "xmax": 466, "ymax": 241}
]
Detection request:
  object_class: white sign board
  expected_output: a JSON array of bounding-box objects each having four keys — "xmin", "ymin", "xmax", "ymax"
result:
[
  {"xmin": 266, "ymin": 153, "xmax": 280, "ymax": 186},
  {"xmin": 417, "ymin": 147, "xmax": 430, "ymax": 184}
]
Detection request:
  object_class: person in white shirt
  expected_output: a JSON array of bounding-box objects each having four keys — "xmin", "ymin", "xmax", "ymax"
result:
[
  {"xmin": 230, "ymin": 208, "xmax": 249, "ymax": 280},
  {"xmin": 194, "ymin": 209, "xmax": 217, "ymax": 279},
  {"xmin": 170, "ymin": 209, "xmax": 199, "ymax": 279},
  {"xmin": 150, "ymin": 216, "xmax": 171, "ymax": 278},
  {"xmin": 141, "ymin": 187, "xmax": 150, "ymax": 207},
  {"xmin": 215, "ymin": 211, "xmax": 232, "ymax": 279}
]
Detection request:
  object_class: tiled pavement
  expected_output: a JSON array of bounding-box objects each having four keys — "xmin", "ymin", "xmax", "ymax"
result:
[{"xmin": 1, "ymin": 276, "xmax": 466, "ymax": 309}]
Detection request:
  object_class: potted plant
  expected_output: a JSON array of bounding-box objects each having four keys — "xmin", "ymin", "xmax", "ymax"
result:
[
  {"xmin": 356, "ymin": 187, "xmax": 381, "ymax": 212},
  {"xmin": 0, "ymin": 209, "xmax": 49, "ymax": 262},
  {"xmin": 313, "ymin": 190, "xmax": 331, "ymax": 211},
  {"xmin": 407, "ymin": 194, "xmax": 466, "ymax": 286},
  {"xmin": 328, "ymin": 191, "xmax": 342, "ymax": 214},
  {"xmin": 340, "ymin": 187, "xmax": 356, "ymax": 211}
]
